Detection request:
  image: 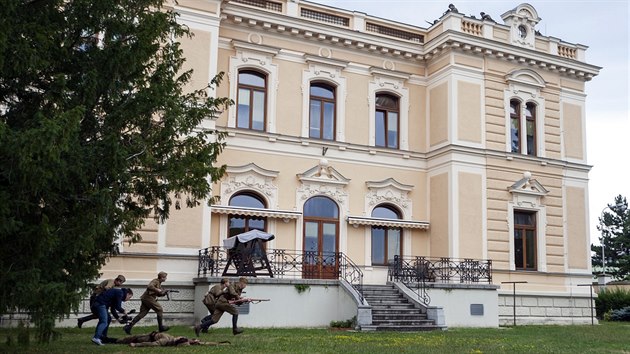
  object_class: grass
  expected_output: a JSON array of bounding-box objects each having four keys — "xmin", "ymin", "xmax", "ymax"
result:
[{"xmin": 1, "ymin": 322, "xmax": 629, "ymax": 353}]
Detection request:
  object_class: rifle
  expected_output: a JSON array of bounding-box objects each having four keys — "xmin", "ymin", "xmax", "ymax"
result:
[
  {"xmin": 230, "ymin": 298, "xmax": 271, "ymax": 305},
  {"xmin": 163, "ymin": 289, "xmax": 180, "ymax": 301}
]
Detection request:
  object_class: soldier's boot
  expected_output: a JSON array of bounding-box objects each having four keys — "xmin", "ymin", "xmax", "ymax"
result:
[
  {"xmin": 199, "ymin": 318, "xmax": 215, "ymax": 335},
  {"xmin": 157, "ymin": 317, "xmax": 170, "ymax": 332},
  {"xmin": 123, "ymin": 322, "xmax": 134, "ymax": 335},
  {"xmin": 232, "ymin": 315, "xmax": 243, "ymax": 335}
]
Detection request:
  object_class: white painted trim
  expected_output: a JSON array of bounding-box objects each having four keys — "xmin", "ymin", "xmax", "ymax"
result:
[
  {"xmin": 228, "ymin": 44, "xmax": 279, "ymax": 133},
  {"xmin": 301, "ymin": 62, "xmax": 347, "ymax": 142}
]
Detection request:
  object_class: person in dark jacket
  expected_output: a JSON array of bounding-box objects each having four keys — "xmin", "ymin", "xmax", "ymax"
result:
[
  {"xmin": 77, "ymin": 274, "xmax": 126, "ymax": 328},
  {"xmin": 91, "ymin": 287, "xmax": 133, "ymax": 346}
]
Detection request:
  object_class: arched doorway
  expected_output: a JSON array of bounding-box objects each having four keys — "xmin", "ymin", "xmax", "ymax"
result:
[{"xmin": 303, "ymin": 196, "xmax": 339, "ymax": 279}]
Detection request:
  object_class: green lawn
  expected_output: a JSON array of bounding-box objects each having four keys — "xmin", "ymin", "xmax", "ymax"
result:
[{"xmin": 1, "ymin": 322, "xmax": 629, "ymax": 353}]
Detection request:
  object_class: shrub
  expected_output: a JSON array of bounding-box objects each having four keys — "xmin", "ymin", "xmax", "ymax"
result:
[
  {"xmin": 330, "ymin": 316, "xmax": 357, "ymax": 328},
  {"xmin": 609, "ymin": 307, "xmax": 630, "ymax": 321},
  {"xmin": 595, "ymin": 287, "xmax": 630, "ymax": 319}
]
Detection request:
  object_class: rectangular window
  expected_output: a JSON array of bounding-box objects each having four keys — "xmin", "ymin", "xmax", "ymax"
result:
[{"xmin": 514, "ymin": 211, "xmax": 537, "ymax": 270}]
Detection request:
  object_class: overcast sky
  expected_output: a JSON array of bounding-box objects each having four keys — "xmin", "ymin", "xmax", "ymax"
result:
[{"xmin": 312, "ymin": 0, "xmax": 629, "ymax": 247}]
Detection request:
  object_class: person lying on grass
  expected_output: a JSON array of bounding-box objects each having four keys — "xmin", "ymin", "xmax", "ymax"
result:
[{"xmin": 102, "ymin": 331, "xmax": 231, "ymax": 347}]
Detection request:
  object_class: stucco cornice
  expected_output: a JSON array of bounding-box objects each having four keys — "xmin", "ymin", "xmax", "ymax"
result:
[{"xmin": 219, "ymin": 4, "xmax": 600, "ymax": 82}]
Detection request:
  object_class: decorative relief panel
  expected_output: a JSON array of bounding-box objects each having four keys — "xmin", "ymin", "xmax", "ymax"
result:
[
  {"xmin": 365, "ymin": 178, "xmax": 413, "ymax": 219},
  {"xmin": 220, "ymin": 163, "xmax": 279, "ymax": 208},
  {"xmin": 296, "ymin": 158, "xmax": 349, "ymax": 211}
]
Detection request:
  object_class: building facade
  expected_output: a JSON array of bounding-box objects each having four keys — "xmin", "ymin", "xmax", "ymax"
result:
[{"xmin": 99, "ymin": 0, "xmax": 600, "ymax": 327}]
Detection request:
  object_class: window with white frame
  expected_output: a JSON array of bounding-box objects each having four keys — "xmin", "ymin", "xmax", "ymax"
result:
[
  {"xmin": 301, "ymin": 57, "xmax": 347, "ymax": 142},
  {"xmin": 504, "ymin": 69, "xmax": 545, "ymax": 157},
  {"xmin": 375, "ymin": 93, "xmax": 400, "ymax": 149},
  {"xmin": 368, "ymin": 70, "xmax": 409, "ymax": 150},
  {"xmin": 228, "ymin": 42, "xmax": 279, "ymax": 133}
]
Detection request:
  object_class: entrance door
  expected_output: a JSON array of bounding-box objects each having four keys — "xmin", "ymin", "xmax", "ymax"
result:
[{"xmin": 303, "ymin": 196, "xmax": 339, "ymax": 279}]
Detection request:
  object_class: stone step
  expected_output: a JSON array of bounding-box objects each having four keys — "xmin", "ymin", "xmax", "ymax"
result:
[{"xmin": 368, "ymin": 324, "xmax": 445, "ymax": 332}]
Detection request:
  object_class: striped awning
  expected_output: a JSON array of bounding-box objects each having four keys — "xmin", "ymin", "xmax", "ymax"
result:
[
  {"xmin": 346, "ymin": 216, "xmax": 429, "ymax": 230},
  {"xmin": 211, "ymin": 205, "xmax": 302, "ymax": 220}
]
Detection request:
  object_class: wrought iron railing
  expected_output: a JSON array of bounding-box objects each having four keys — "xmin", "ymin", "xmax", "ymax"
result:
[
  {"xmin": 198, "ymin": 247, "xmax": 364, "ymax": 303},
  {"xmin": 388, "ymin": 256, "xmax": 492, "ymax": 305}
]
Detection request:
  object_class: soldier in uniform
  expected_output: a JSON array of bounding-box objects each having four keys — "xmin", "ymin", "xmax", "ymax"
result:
[
  {"xmin": 200, "ymin": 277, "xmax": 248, "ymax": 335},
  {"xmin": 194, "ymin": 278, "xmax": 229, "ymax": 336},
  {"xmin": 124, "ymin": 271, "xmax": 169, "ymax": 334},
  {"xmin": 127, "ymin": 332, "xmax": 230, "ymax": 347},
  {"xmin": 78, "ymin": 274, "xmax": 126, "ymax": 328}
]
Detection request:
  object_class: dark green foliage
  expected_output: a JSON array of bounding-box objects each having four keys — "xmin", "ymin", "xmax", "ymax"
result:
[
  {"xmin": 0, "ymin": 0, "xmax": 231, "ymax": 342},
  {"xmin": 609, "ymin": 306, "xmax": 630, "ymax": 321},
  {"xmin": 329, "ymin": 316, "xmax": 357, "ymax": 328},
  {"xmin": 594, "ymin": 287, "xmax": 630, "ymax": 318},
  {"xmin": 591, "ymin": 195, "xmax": 630, "ymax": 280}
]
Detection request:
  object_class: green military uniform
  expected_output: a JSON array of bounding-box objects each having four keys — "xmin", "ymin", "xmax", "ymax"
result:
[
  {"xmin": 212, "ymin": 280, "xmax": 247, "ymax": 335},
  {"xmin": 203, "ymin": 283, "xmax": 227, "ymax": 315},
  {"xmin": 125, "ymin": 272, "xmax": 168, "ymax": 333}
]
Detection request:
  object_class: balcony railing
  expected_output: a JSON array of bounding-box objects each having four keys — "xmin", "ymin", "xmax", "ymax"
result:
[
  {"xmin": 388, "ymin": 255, "xmax": 492, "ymax": 305},
  {"xmin": 198, "ymin": 247, "xmax": 364, "ymax": 303}
]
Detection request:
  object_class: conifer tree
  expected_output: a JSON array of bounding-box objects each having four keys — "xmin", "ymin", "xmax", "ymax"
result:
[
  {"xmin": 0, "ymin": 0, "xmax": 230, "ymax": 341},
  {"xmin": 592, "ymin": 195, "xmax": 630, "ymax": 280}
]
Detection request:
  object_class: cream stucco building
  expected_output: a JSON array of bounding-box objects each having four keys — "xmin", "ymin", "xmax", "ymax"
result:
[{"xmin": 97, "ymin": 0, "xmax": 600, "ymax": 328}]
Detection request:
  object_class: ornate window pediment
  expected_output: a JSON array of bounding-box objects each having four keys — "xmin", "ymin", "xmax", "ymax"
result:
[
  {"xmin": 296, "ymin": 158, "xmax": 349, "ymax": 209},
  {"xmin": 508, "ymin": 171, "xmax": 548, "ymax": 207},
  {"xmin": 220, "ymin": 163, "xmax": 279, "ymax": 208}
]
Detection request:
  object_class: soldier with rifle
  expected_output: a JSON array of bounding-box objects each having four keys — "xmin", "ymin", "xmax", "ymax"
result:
[
  {"xmin": 195, "ymin": 277, "xmax": 269, "ymax": 336},
  {"xmin": 194, "ymin": 277, "xmax": 230, "ymax": 336},
  {"xmin": 124, "ymin": 271, "xmax": 171, "ymax": 334}
]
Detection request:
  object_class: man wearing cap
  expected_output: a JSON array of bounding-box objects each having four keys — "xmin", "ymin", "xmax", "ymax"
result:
[
  {"xmin": 124, "ymin": 271, "xmax": 169, "ymax": 334},
  {"xmin": 91, "ymin": 287, "xmax": 133, "ymax": 346},
  {"xmin": 198, "ymin": 277, "xmax": 248, "ymax": 336},
  {"xmin": 194, "ymin": 277, "xmax": 229, "ymax": 336},
  {"xmin": 78, "ymin": 274, "xmax": 126, "ymax": 328}
]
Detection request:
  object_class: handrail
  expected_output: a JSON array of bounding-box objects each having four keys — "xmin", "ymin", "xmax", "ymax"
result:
[
  {"xmin": 197, "ymin": 247, "xmax": 364, "ymax": 303},
  {"xmin": 388, "ymin": 255, "xmax": 492, "ymax": 305}
]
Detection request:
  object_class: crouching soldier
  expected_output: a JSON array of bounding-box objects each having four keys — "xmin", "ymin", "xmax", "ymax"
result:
[
  {"xmin": 124, "ymin": 271, "xmax": 169, "ymax": 334},
  {"xmin": 194, "ymin": 278, "xmax": 229, "ymax": 336},
  {"xmin": 198, "ymin": 277, "xmax": 248, "ymax": 336}
]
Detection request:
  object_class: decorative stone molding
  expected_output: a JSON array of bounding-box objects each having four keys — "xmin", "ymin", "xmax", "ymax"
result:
[
  {"xmin": 500, "ymin": 3, "xmax": 541, "ymax": 49},
  {"xmin": 220, "ymin": 163, "xmax": 279, "ymax": 208},
  {"xmin": 364, "ymin": 178, "xmax": 413, "ymax": 219},
  {"xmin": 296, "ymin": 158, "xmax": 349, "ymax": 209}
]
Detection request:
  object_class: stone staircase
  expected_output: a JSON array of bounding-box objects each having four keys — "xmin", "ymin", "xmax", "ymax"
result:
[{"xmin": 361, "ymin": 284, "xmax": 443, "ymax": 331}]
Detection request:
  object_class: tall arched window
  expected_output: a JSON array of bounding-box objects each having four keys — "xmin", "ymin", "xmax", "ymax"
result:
[
  {"xmin": 371, "ymin": 204, "xmax": 402, "ymax": 265},
  {"xmin": 303, "ymin": 196, "xmax": 339, "ymax": 279},
  {"xmin": 309, "ymin": 82, "xmax": 336, "ymax": 140},
  {"xmin": 375, "ymin": 93, "xmax": 399, "ymax": 149},
  {"xmin": 237, "ymin": 70, "xmax": 266, "ymax": 131},
  {"xmin": 228, "ymin": 192, "xmax": 267, "ymax": 237},
  {"xmin": 525, "ymin": 102, "xmax": 536, "ymax": 156},
  {"xmin": 510, "ymin": 99, "xmax": 521, "ymax": 153}
]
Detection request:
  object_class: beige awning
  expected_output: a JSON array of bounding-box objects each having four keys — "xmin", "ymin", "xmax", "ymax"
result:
[
  {"xmin": 211, "ymin": 205, "xmax": 301, "ymax": 220},
  {"xmin": 346, "ymin": 216, "xmax": 429, "ymax": 230}
]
